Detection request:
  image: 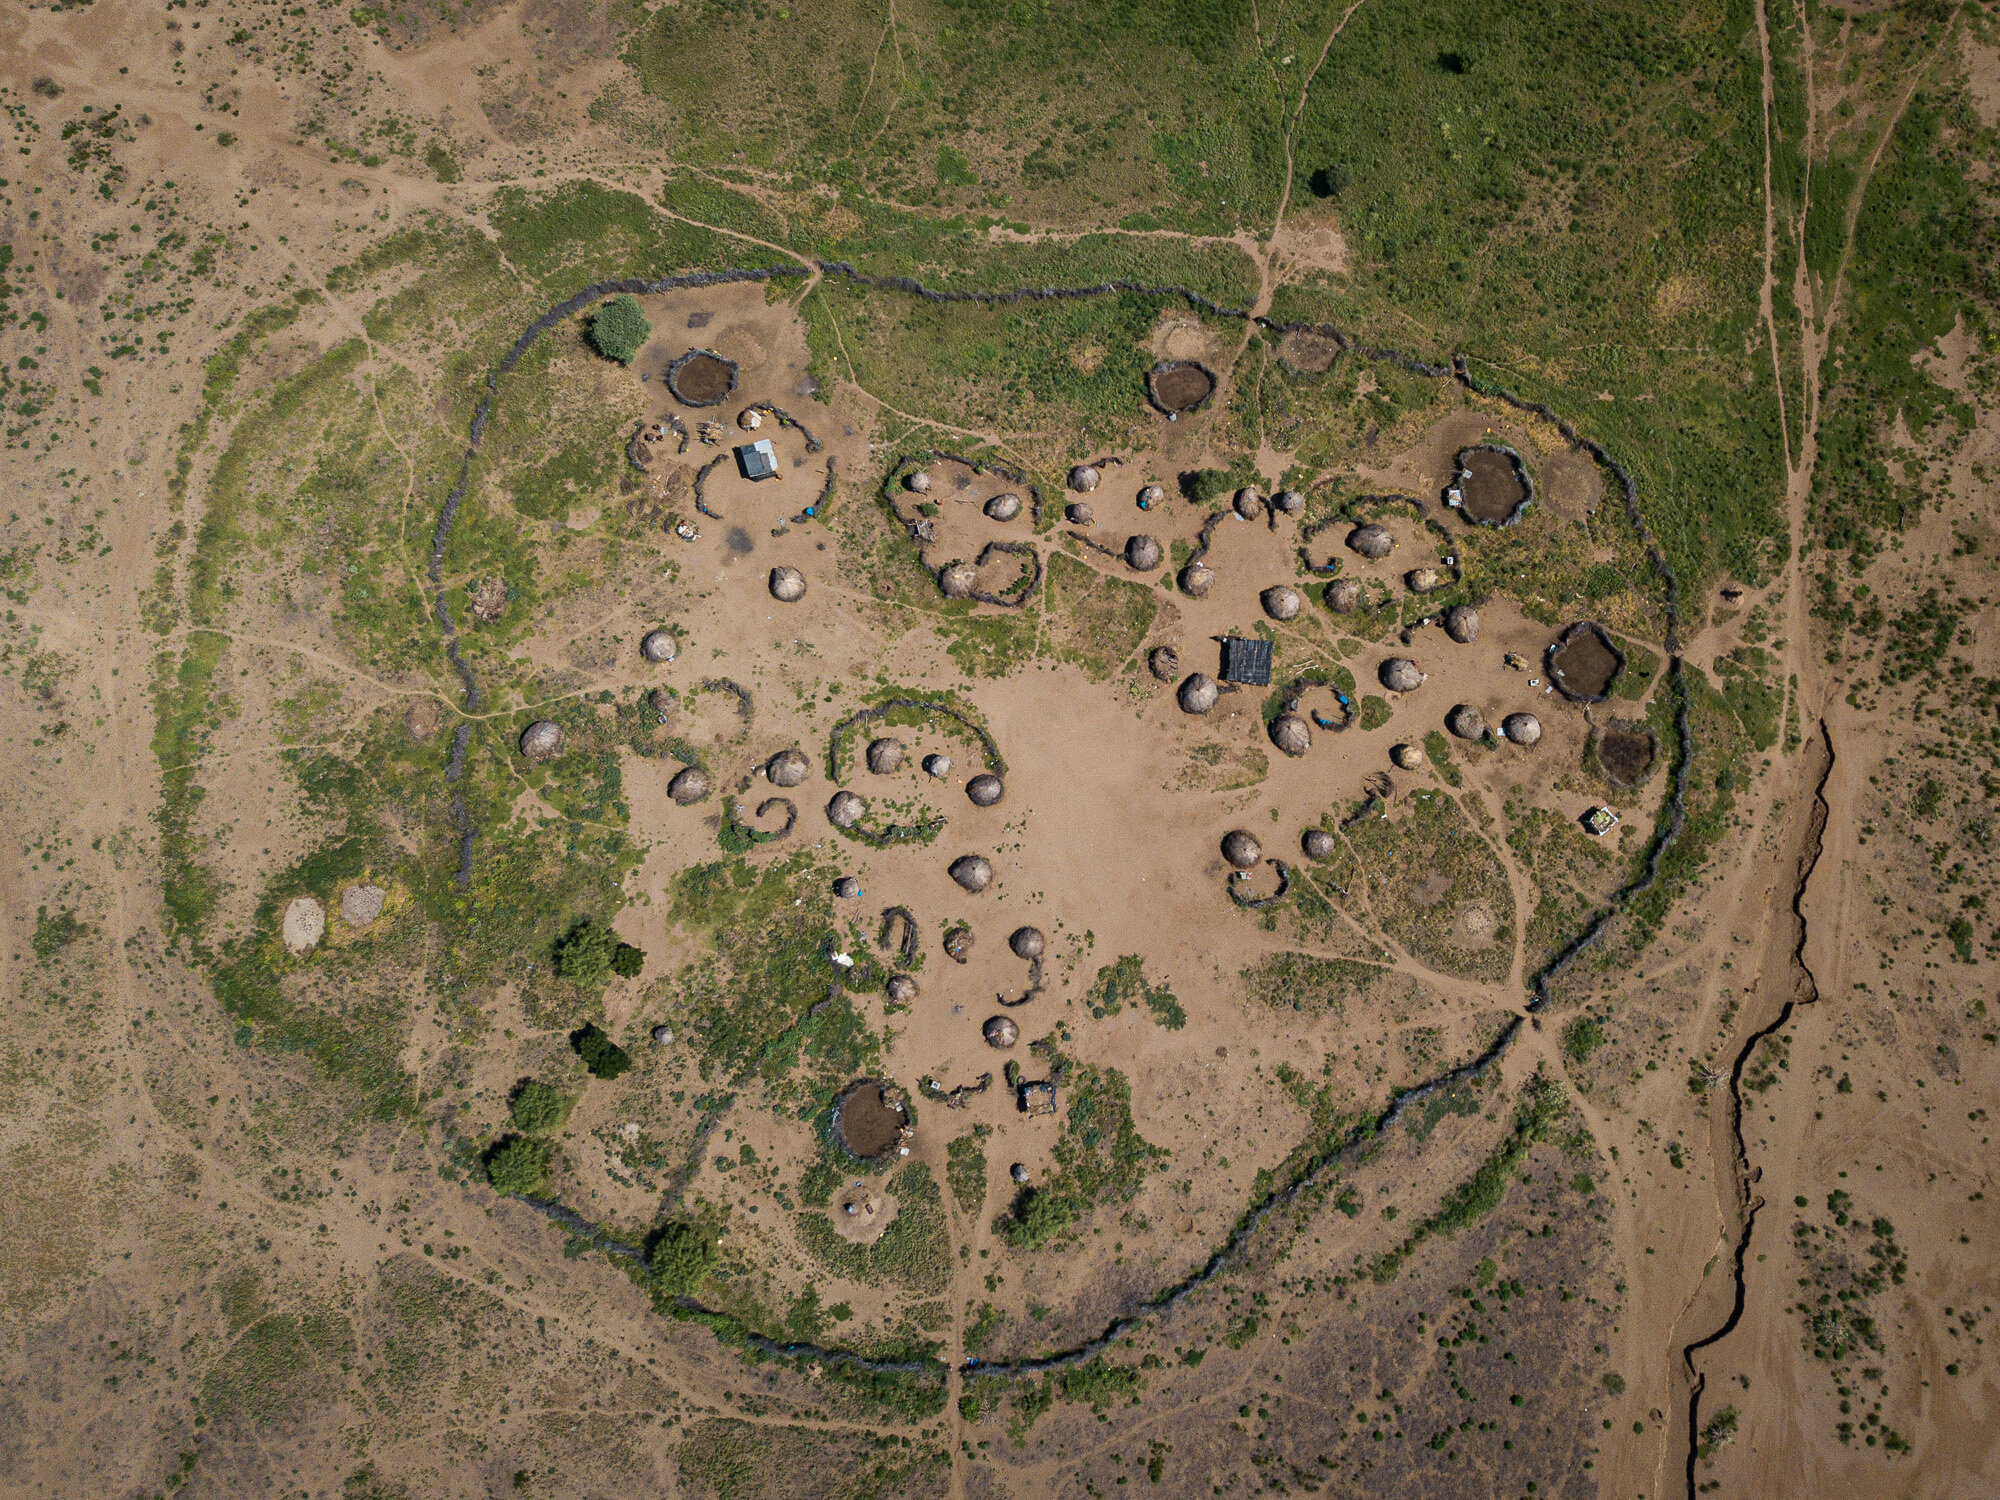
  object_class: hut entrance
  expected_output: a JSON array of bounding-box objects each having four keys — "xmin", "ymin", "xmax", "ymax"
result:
[
  {"xmin": 835, "ymin": 1081, "xmax": 909, "ymax": 1160},
  {"xmin": 1457, "ymin": 445, "xmax": 1532, "ymax": 525},
  {"xmin": 1547, "ymin": 622, "xmax": 1623, "ymax": 700},
  {"xmin": 1148, "ymin": 360, "xmax": 1217, "ymax": 414},
  {"xmin": 667, "ymin": 349, "xmax": 738, "ymax": 407}
]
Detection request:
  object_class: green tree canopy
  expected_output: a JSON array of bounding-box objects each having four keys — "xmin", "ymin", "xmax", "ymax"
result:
[
  {"xmin": 587, "ymin": 294, "xmax": 651, "ymax": 364},
  {"xmin": 485, "ymin": 1135, "xmax": 550, "ymax": 1197}
]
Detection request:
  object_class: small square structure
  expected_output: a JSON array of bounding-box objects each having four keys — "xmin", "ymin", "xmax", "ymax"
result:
[
  {"xmin": 1017, "ymin": 1081, "xmax": 1057, "ymax": 1117},
  {"xmin": 1219, "ymin": 636, "xmax": 1274, "ymax": 686},
  {"xmin": 1581, "ymin": 806, "xmax": 1619, "ymax": 837},
  {"xmin": 735, "ymin": 438, "xmax": 779, "ymax": 481}
]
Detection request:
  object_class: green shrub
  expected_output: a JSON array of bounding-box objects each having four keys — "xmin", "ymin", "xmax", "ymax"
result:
[
  {"xmin": 999, "ymin": 1187, "xmax": 1077, "ymax": 1249},
  {"xmin": 1563, "ymin": 1015, "xmax": 1608, "ymax": 1066},
  {"xmin": 610, "ymin": 942, "xmax": 645, "ymax": 978},
  {"xmin": 32, "ymin": 906, "xmax": 84, "ymax": 960},
  {"xmin": 485, "ymin": 1135, "xmax": 550, "ymax": 1197},
  {"xmin": 553, "ymin": 917, "xmax": 615, "ymax": 985},
  {"xmin": 588, "ymin": 294, "xmax": 651, "ymax": 364},
  {"xmin": 647, "ymin": 1220, "xmax": 714, "ymax": 1297},
  {"xmin": 571, "ymin": 1022, "xmax": 632, "ymax": 1080},
  {"xmin": 509, "ymin": 1079, "xmax": 574, "ymax": 1134}
]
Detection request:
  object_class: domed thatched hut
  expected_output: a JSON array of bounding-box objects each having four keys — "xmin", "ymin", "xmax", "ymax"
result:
[
  {"xmin": 1179, "ymin": 673, "xmax": 1220, "ymax": 714},
  {"xmin": 1262, "ymin": 585, "xmax": 1301, "ymax": 621},
  {"xmin": 827, "ymin": 790, "xmax": 865, "ymax": 828},
  {"xmin": 738, "ymin": 407, "xmax": 762, "ymax": 431},
  {"xmin": 833, "ymin": 875, "xmax": 862, "ymax": 899},
  {"xmin": 1444, "ymin": 605, "xmax": 1480, "ymax": 644},
  {"xmin": 1349, "ymin": 523, "xmax": 1394, "ymax": 559},
  {"xmin": 1010, "ymin": 926, "xmax": 1045, "ymax": 961},
  {"xmin": 1234, "ymin": 488, "xmax": 1263, "ymax": 520},
  {"xmin": 984, "ymin": 1016, "xmax": 1019, "ymax": 1049},
  {"xmin": 641, "ymin": 629, "xmax": 678, "ymax": 663},
  {"xmin": 1445, "ymin": 703, "xmax": 1486, "ymax": 740},
  {"xmin": 887, "ymin": 974, "xmax": 919, "ymax": 1003},
  {"xmin": 649, "ymin": 688, "xmax": 674, "ymax": 720},
  {"xmin": 866, "ymin": 737, "xmax": 906, "ymax": 774},
  {"xmin": 1502, "ymin": 712, "xmax": 1542, "ymax": 746},
  {"xmin": 1139, "ymin": 484, "xmax": 1165, "ymax": 507},
  {"xmin": 669, "ymin": 766, "xmax": 710, "ymax": 804},
  {"xmin": 923, "ymin": 753, "xmax": 952, "ymax": 778},
  {"xmin": 1270, "ymin": 714, "xmax": 1312, "ymax": 756},
  {"xmin": 967, "ymin": 773, "xmax": 1005, "ymax": 807},
  {"xmin": 950, "ymin": 854, "xmax": 994, "ymax": 892},
  {"xmin": 1380, "ymin": 657, "xmax": 1426, "ymax": 692},
  {"xmin": 940, "ymin": 562, "xmax": 978, "ymax": 599},
  {"xmin": 1221, "ymin": 829, "xmax": 1262, "ymax": 870},
  {"xmin": 907, "ymin": 470, "xmax": 933, "ymax": 494},
  {"xmin": 1179, "ymin": 560, "xmax": 1214, "ymax": 598},
  {"xmin": 1391, "ymin": 742, "xmax": 1425, "ymax": 771},
  {"xmin": 985, "ymin": 492, "xmax": 1022, "ymax": 522},
  {"xmin": 1125, "ymin": 534, "xmax": 1163, "ymax": 571},
  {"xmin": 1149, "ymin": 645, "xmax": 1180, "ymax": 682},
  {"xmin": 1066, "ymin": 502, "xmax": 1095, "ymax": 526},
  {"xmin": 1324, "ymin": 578, "xmax": 1363, "ymax": 614},
  {"xmin": 1302, "ymin": 828, "xmax": 1336, "ymax": 861},
  {"xmin": 770, "ymin": 566, "xmax": 807, "ymax": 603},
  {"xmin": 1010, "ymin": 1161, "xmax": 1030, "ymax": 1182},
  {"xmin": 1070, "ymin": 465, "xmax": 1100, "ymax": 493},
  {"xmin": 1406, "ymin": 567, "xmax": 1443, "ymax": 594},
  {"xmin": 944, "ymin": 926, "xmax": 974, "ymax": 961},
  {"xmin": 767, "ymin": 748, "xmax": 810, "ymax": 787},
  {"xmin": 520, "ymin": 720, "xmax": 563, "ymax": 760},
  {"xmin": 1273, "ymin": 489, "xmax": 1305, "ymax": 515}
]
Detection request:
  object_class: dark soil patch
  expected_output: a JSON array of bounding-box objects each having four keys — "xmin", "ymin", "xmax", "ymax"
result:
[
  {"xmin": 667, "ymin": 348, "xmax": 738, "ymax": 407},
  {"xmin": 835, "ymin": 1081, "xmax": 908, "ymax": 1160},
  {"xmin": 1148, "ymin": 360, "xmax": 1216, "ymax": 414},
  {"xmin": 725, "ymin": 526, "xmax": 754, "ymax": 555},
  {"xmin": 1547, "ymin": 622, "xmax": 1623, "ymax": 701},
  {"xmin": 1457, "ymin": 444, "xmax": 1532, "ymax": 525},
  {"xmin": 1594, "ymin": 725, "xmax": 1657, "ymax": 787}
]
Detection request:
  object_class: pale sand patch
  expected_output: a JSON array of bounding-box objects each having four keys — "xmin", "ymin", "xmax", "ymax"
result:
[
  {"xmin": 341, "ymin": 884, "xmax": 387, "ymax": 928},
  {"xmin": 1963, "ymin": 34, "xmax": 2000, "ymax": 128},
  {"xmin": 1268, "ymin": 220, "xmax": 1350, "ymax": 277},
  {"xmin": 282, "ymin": 896, "xmax": 326, "ymax": 952},
  {"xmin": 831, "ymin": 1185, "xmax": 898, "ymax": 1246}
]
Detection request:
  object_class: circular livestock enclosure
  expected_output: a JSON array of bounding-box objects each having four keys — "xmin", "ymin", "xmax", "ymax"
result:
[
  {"xmin": 833, "ymin": 1080, "xmax": 909, "ymax": 1162},
  {"xmin": 1455, "ymin": 444, "xmax": 1535, "ymax": 526},
  {"xmin": 1591, "ymin": 720, "xmax": 1659, "ymax": 788},
  {"xmin": 666, "ymin": 348, "xmax": 739, "ymax": 407},
  {"xmin": 1147, "ymin": 360, "xmax": 1217, "ymax": 415},
  {"xmin": 1547, "ymin": 621, "xmax": 1625, "ymax": 701}
]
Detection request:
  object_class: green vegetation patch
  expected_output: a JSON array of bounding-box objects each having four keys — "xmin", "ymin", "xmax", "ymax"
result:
[
  {"xmin": 1083, "ymin": 954, "xmax": 1185, "ymax": 1028},
  {"xmin": 796, "ymin": 1162, "xmax": 952, "ymax": 1295}
]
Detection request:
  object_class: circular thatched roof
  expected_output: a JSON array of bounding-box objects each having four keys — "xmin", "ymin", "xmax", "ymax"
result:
[
  {"xmin": 1070, "ymin": 465, "xmax": 1100, "ymax": 493},
  {"xmin": 866, "ymin": 737, "xmax": 906, "ymax": 775},
  {"xmin": 1324, "ymin": 578, "xmax": 1363, "ymax": 613},
  {"xmin": 1502, "ymin": 712, "xmax": 1543, "ymax": 746},
  {"xmin": 641, "ymin": 629, "xmax": 678, "ymax": 663},
  {"xmin": 950, "ymin": 854, "xmax": 994, "ymax": 892},
  {"xmin": 1445, "ymin": 703, "xmax": 1486, "ymax": 740},
  {"xmin": 907, "ymin": 470, "xmax": 933, "ymax": 494},
  {"xmin": 1125, "ymin": 534, "xmax": 1163, "ymax": 571},
  {"xmin": 738, "ymin": 407, "xmax": 762, "ymax": 431},
  {"xmin": 1302, "ymin": 828, "xmax": 1336, "ymax": 861},
  {"xmin": 967, "ymin": 773, "xmax": 1005, "ymax": 807},
  {"xmin": 1444, "ymin": 605, "xmax": 1480, "ymax": 644},
  {"xmin": 1010, "ymin": 926, "xmax": 1045, "ymax": 960},
  {"xmin": 1066, "ymin": 501, "xmax": 1095, "ymax": 526},
  {"xmin": 944, "ymin": 925, "xmax": 975, "ymax": 961},
  {"xmin": 1271, "ymin": 714, "xmax": 1312, "ymax": 756},
  {"xmin": 1221, "ymin": 829, "xmax": 1263, "ymax": 870},
  {"xmin": 984, "ymin": 1015, "xmax": 1020, "ymax": 1049},
  {"xmin": 1349, "ymin": 522, "xmax": 1394, "ymax": 559},
  {"xmin": 1380, "ymin": 657, "xmax": 1426, "ymax": 692},
  {"xmin": 1273, "ymin": 489, "xmax": 1305, "ymax": 516},
  {"xmin": 985, "ymin": 492, "xmax": 1022, "ymax": 522},
  {"xmin": 1010, "ymin": 1161, "xmax": 1030, "ymax": 1183},
  {"xmin": 648, "ymin": 688, "xmax": 674, "ymax": 719},
  {"xmin": 652, "ymin": 1024, "xmax": 673, "ymax": 1045},
  {"xmin": 887, "ymin": 974, "xmax": 919, "ymax": 1003},
  {"xmin": 939, "ymin": 561, "xmax": 978, "ymax": 599},
  {"xmin": 1179, "ymin": 673, "xmax": 1219, "ymax": 714},
  {"xmin": 669, "ymin": 766, "xmax": 710, "ymax": 805},
  {"xmin": 767, "ymin": 748, "xmax": 810, "ymax": 787},
  {"xmin": 1262, "ymin": 585, "xmax": 1301, "ymax": 622},
  {"xmin": 1179, "ymin": 561, "xmax": 1214, "ymax": 598},
  {"xmin": 827, "ymin": 790, "xmax": 865, "ymax": 828},
  {"xmin": 520, "ymin": 720, "xmax": 563, "ymax": 760},
  {"xmin": 1391, "ymin": 741, "xmax": 1425, "ymax": 771},
  {"xmin": 1140, "ymin": 484, "xmax": 1165, "ymax": 507},
  {"xmin": 1149, "ymin": 644, "xmax": 1180, "ymax": 682},
  {"xmin": 923, "ymin": 752, "xmax": 953, "ymax": 779},
  {"xmin": 1234, "ymin": 487, "xmax": 1263, "ymax": 520},
  {"xmin": 770, "ymin": 566, "xmax": 807, "ymax": 603},
  {"xmin": 833, "ymin": 875, "xmax": 862, "ymax": 899},
  {"xmin": 1406, "ymin": 566, "xmax": 1443, "ymax": 594}
]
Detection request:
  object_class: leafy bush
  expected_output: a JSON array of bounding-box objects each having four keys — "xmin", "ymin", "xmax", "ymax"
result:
[
  {"xmin": 1563, "ymin": 1015, "xmax": 1608, "ymax": 1066},
  {"xmin": 588, "ymin": 294, "xmax": 651, "ymax": 364},
  {"xmin": 571, "ymin": 1022, "xmax": 632, "ymax": 1080},
  {"xmin": 32, "ymin": 906, "xmax": 84, "ymax": 959},
  {"xmin": 509, "ymin": 1079, "xmax": 574, "ymax": 1134},
  {"xmin": 998, "ymin": 1187, "xmax": 1078, "ymax": 1249},
  {"xmin": 484, "ymin": 1135, "xmax": 550, "ymax": 1197},
  {"xmin": 553, "ymin": 918, "xmax": 615, "ymax": 985},
  {"xmin": 610, "ymin": 942, "xmax": 645, "ymax": 978},
  {"xmin": 646, "ymin": 1220, "xmax": 714, "ymax": 1297}
]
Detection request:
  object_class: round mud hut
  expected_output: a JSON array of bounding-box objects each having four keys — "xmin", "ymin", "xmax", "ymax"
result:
[
  {"xmin": 940, "ymin": 562, "xmax": 979, "ymax": 599},
  {"xmin": 1324, "ymin": 578, "xmax": 1363, "ymax": 614},
  {"xmin": 950, "ymin": 854, "xmax": 994, "ymax": 893},
  {"xmin": 669, "ymin": 766, "xmax": 710, "ymax": 805},
  {"xmin": 1380, "ymin": 657, "xmax": 1426, "ymax": 693},
  {"xmin": 1221, "ymin": 829, "xmax": 1263, "ymax": 870},
  {"xmin": 1010, "ymin": 926, "xmax": 1045, "ymax": 960},
  {"xmin": 1179, "ymin": 560, "xmax": 1214, "ymax": 598},
  {"xmin": 1070, "ymin": 465, "xmax": 1101, "ymax": 493},
  {"xmin": 1066, "ymin": 502, "xmax": 1095, "ymax": 526},
  {"xmin": 1273, "ymin": 489, "xmax": 1305, "ymax": 516},
  {"xmin": 1270, "ymin": 714, "xmax": 1312, "ymax": 757},
  {"xmin": 907, "ymin": 469, "xmax": 933, "ymax": 494},
  {"xmin": 1179, "ymin": 673, "xmax": 1220, "ymax": 715},
  {"xmin": 737, "ymin": 407, "xmax": 762, "ymax": 431},
  {"xmin": 1406, "ymin": 566, "xmax": 1443, "ymax": 595},
  {"xmin": 985, "ymin": 492, "xmax": 1022, "ymax": 522},
  {"xmin": 1445, "ymin": 703, "xmax": 1486, "ymax": 740},
  {"xmin": 944, "ymin": 926, "xmax": 975, "ymax": 961},
  {"xmin": 827, "ymin": 790, "xmax": 865, "ymax": 828},
  {"xmin": 866, "ymin": 737, "xmax": 906, "ymax": 775},
  {"xmin": 649, "ymin": 688, "xmax": 674, "ymax": 720},
  {"xmin": 1010, "ymin": 1162, "xmax": 1030, "ymax": 1184},
  {"xmin": 1262, "ymin": 585, "xmax": 1302, "ymax": 622},
  {"xmin": 1140, "ymin": 484, "xmax": 1166, "ymax": 508},
  {"xmin": 1125, "ymin": 534, "xmax": 1163, "ymax": 572},
  {"xmin": 1443, "ymin": 605, "xmax": 1480, "ymax": 644},
  {"xmin": 966, "ymin": 773, "xmax": 1005, "ymax": 807},
  {"xmin": 923, "ymin": 753, "xmax": 953, "ymax": 778},
  {"xmin": 641, "ymin": 629, "xmax": 679, "ymax": 663},
  {"xmin": 1149, "ymin": 645, "xmax": 1180, "ymax": 682},
  {"xmin": 1391, "ymin": 742, "xmax": 1426, "ymax": 771},
  {"xmin": 833, "ymin": 875, "xmax": 862, "ymax": 899},
  {"xmin": 1348, "ymin": 522, "xmax": 1395, "ymax": 560},
  {"xmin": 984, "ymin": 1016, "xmax": 1020, "ymax": 1049},
  {"xmin": 1502, "ymin": 712, "xmax": 1543, "ymax": 747},
  {"xmin": 767, "ymin": 748, "xmax": 810, "ymax": 787},
  {"xmin": 1302, "ymin": 828, "xmax": 1336, "ymax": 861},
  {"xmin": 769, "ymin": 566, "xmax": 808, "ymax": 603},
  {"xmin": 520, "ymin": 720, "xmax": 563, "ymax": 761},
  {"xmin": 1234, "ymin": 488, "xmax": 1264, "ymax": 520},
  {"xmin": 887, "ymin": 974, "xmax": 919, "ymax": 1003}
]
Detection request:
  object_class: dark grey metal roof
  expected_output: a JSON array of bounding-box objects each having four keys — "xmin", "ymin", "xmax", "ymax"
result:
[
  {"xmin": 735, "ymin": 439, "xmax": 778, "ymax": 480},
  {"xmin": 1220, "ymin": 636, "xmax": 1274, "ymax": 686}
]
